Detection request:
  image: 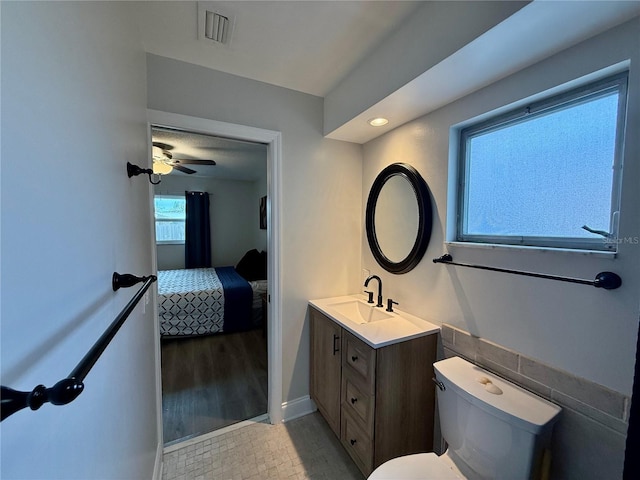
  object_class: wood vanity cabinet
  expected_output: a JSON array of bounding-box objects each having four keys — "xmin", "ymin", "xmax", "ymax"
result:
[
  {"xmin": 310, "ymin": 305, "xmax": 342, "ymax": 435},
  {"xmin": 309, "ymin": 306, "xmax": 437, "ymax": 477}
]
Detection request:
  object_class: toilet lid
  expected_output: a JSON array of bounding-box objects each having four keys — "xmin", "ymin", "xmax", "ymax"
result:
[{"xmin": 368, "ymin": 453, "xmax": 463, "ymax": 479}]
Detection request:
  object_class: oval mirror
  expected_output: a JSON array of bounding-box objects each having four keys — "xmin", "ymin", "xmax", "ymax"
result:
[{"xmin": 366, "ymin": 163, "xmax": 432, "ymax": 274}]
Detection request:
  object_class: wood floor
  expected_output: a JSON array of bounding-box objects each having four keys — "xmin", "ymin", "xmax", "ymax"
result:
[{"xmin": 161, "ymin": 328, "xmax": 268, "ymax": 446}]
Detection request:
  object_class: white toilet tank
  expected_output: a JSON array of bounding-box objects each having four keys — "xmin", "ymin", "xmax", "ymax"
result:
[{"xmin": 434, "ymin": 357, "xmax": 561, "ymax": 480}]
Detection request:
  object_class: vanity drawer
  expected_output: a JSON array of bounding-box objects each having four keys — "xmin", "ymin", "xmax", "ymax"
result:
[
  {"xmin": 341, "ymin": 409, "xmax": 374, "ymax": 476},
  {"xmin": 342, "ymin": 373, "xmax": 375, "ymax": 434},
  {"xmin": 342, "ymin": 332, "xmax": 376, "ymax": 391}
]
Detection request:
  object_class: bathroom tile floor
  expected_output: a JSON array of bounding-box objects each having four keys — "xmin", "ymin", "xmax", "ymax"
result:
[{"xmin": 162, "ymin": 412, "xmax": 364, "ymax": 480}]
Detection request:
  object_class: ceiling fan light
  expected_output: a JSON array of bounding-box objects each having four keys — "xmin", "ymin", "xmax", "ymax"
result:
[
  {"xmin": 152, "ymin": 145, "xmax": 165, "ymax": 160},
  {"xmin": 153, "ymin": 162, "xmax": 173, "ymax": 175}
]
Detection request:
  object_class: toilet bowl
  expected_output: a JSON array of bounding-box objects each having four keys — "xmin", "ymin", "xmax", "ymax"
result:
[
  {"xmin": 368, "ymin": 356, "xmax": 561, "ymax": 480},
  {"xmin": 368, "ymin": 452, "xmax": 464, "ymax": 479}
]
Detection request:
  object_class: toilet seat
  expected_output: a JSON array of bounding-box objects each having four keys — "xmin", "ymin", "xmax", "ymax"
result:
[{"xmin": 368, "ymin": 452, "xmax": 464, "ymax": 479}]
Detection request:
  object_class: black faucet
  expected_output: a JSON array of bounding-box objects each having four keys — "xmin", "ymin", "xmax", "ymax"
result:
[{"xmin": 364, "ymin": 275, "xmax": 383, "ymax": 307}]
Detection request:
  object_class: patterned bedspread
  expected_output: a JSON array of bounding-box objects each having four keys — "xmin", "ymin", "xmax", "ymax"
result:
[{"xmin": 158, "ymin": 267, "xmax": 253, "ymax": 337}]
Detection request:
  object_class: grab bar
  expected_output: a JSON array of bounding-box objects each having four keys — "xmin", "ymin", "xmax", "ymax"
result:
[
  {"xmin": 0, "ymin": 272, "xmax": 157, "ymax": 421},
  {"xmin": 433, "ymin": 254, "xmax": 621, "ymax": 290}
]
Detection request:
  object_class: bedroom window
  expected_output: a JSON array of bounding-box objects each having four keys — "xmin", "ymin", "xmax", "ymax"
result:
[
  {"xmin": 457, "ymin": 72, "xmax": 627, "ymax": 252},
  {"xmin": 154, "ymin": 195, "xmax": 186, "ymax": 244}
]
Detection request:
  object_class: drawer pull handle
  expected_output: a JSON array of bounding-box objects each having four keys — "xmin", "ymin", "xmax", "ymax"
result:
[
  {"xmin": 332, "ymin": 334, "xmax": 340, "ymax": 355},
  {"xmin": 350, "ymin": 397, "xmax": 357, "ymax": 404},
  {"xmin": 351, "ymin": 355, "xmax": 358, "ymax": 362},
  {"xmin": 350, "ymin": 439, "xmax": 357, "ymax": 446}
]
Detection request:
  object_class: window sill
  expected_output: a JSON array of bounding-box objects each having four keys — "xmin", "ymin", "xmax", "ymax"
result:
[
  {"xmin": 157, "ymin": 241, "xmax": 185, "ymax": 246},
  {"xmin": 444, "ymin": 241, "xmax": 617, "ymax": 260}
]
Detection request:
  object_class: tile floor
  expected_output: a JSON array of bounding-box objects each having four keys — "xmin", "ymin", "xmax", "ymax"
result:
[{"xmin": 162, "ymin": 412, "xmax": 364, "ymax": 480}]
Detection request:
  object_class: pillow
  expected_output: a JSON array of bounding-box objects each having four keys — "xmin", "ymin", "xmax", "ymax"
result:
[{"xmin": 235, "ymin": 249, "xmax": 267, "ymax": 281}]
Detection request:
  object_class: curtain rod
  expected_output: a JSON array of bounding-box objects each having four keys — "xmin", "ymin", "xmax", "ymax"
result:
[
  {"xmin": 433, "ymin": 253, "xmax": 621, "ymax": 290},
  {"xmin": 0, "ymin": 273, "xmax": 157, "ymax": 422}
]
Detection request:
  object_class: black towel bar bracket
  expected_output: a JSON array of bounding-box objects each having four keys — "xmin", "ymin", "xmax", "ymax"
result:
[
  {"xmin": 112, "ymin": 272, "xmax": 155, "ymax": 291},
  {"xmin": 0, "ymin": 272, "xmax": 157, "ymax": 422},
  {"xmin": 433, "ymin": 254, "xmax": 622, "ymax": 290}
]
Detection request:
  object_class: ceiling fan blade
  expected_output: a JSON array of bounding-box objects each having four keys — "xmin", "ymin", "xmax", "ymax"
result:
[
  {"xmin": 172, "ymin": 158, "xmax": 217, "ymax": 166},
  {"xmin": 173, "ymin": 164, "xmax": 197, "ymax": 175},
  {"xmin": 152, "ymin": 142, "xmax": 174, "ymax": 151}
]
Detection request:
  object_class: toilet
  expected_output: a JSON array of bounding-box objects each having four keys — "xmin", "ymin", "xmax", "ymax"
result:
[{"xmin": 368, "ymin": 356, "xmax": 561, "ymax": 480}]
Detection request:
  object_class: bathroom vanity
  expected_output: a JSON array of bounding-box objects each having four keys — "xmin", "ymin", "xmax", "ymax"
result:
[{"xmin": 309, "ymin": 296, "xmax": 439, "ymax": 477}]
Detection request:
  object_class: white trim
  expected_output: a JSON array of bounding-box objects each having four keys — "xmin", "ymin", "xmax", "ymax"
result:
[
  {"xmin": 445, "ymin": 241, "xmax": 617, "ymax": 259},
  {"xmin": 281, "ymin": 395, "xmax": 317, "ymax": 423},
  {"xmin": 267, "ymin": 130, "xmax": 283, "ymax": 424},
  {"xmin": 145, "ymin": 124, "xmax": 166, "ymax": 457},
  {"xmin": 152, "ymin": 441, "xmax": 163, "ymax": 480},
  {"xmin": 148, "ymin": 109, "xmax": 280, "ymax": 145},
  {"xmin": 146, "ymin": 109, "xmax": 283, "ymax": 436}
]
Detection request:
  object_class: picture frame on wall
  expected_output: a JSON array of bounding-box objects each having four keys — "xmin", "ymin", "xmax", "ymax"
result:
[{"xmin": 260, "ymin": 196, "xmax": 267, "ymax": 229}]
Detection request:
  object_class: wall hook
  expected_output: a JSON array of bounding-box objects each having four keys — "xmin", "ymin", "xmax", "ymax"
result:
[{"xmin": 127, "ymin": 162, "xmax": 160, "ymax": 185}]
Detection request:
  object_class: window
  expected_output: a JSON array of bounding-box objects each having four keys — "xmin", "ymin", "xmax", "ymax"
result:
[
  {"xmin": 154, "ymin": 195, "xmax": 186, "ymax": 244},
  {"xmin": 457, "ymin": 72, "xmax": 627, "ymax": 251}
]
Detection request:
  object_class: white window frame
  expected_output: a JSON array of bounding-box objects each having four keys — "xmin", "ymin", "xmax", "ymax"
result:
[
  {"xmin": 456, "ymin": 72, "xmax": 628, "ymax": 252},
  {"xmin": 154, "ymin": 194, "xmax": 186, "ymax": 245}
]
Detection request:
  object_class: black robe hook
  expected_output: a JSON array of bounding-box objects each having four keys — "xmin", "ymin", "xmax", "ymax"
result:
[{"xmin": 127, "ymin": 162, "xmax": 160, "ymax": 185}]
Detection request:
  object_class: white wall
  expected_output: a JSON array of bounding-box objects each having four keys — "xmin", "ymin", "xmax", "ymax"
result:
[
  {"xmin": 154, "ymin": 175, "xmax": 265, "ymax": 270},
  {"xmin": 146, "ymin": 54, "xmax": 363, "ymax": 402},
  {"xmin": 362, "ymin": 19, "xmax": 640, "ymax": 396},
  {"xmin": 1, "ymin": 2, "xmax": 158, "ymax": 479}
]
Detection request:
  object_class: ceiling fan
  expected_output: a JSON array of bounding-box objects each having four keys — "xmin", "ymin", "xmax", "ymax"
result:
[{"xmin": 152, "ymin": 142, "xmax": 216, "ymax": 175}]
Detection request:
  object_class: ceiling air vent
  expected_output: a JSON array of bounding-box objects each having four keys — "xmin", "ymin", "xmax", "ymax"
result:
[
  {"xmin": 205, "ymin": 11, "xmax": 229, "ymax": 43},
  {"xmin": 198, "ymin": 2, "xmax": 235, "ymax": 46}
]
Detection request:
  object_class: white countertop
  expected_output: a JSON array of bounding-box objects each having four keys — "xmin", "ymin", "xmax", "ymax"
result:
[{"xmin": 309, "ymin": 294, "xmax": 440, "ymax": 348}]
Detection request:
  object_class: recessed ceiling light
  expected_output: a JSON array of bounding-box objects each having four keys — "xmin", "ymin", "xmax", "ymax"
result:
[{"xmin": 368, "ymin": 117, "xmax": 389, "ymax": 127}]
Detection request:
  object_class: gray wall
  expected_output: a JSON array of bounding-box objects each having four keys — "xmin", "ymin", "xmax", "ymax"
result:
[
  {"xmin": 154, "ymin": 175, "xmax": 266, "ymax": 270},
  {"xmin": 147, "ymin": 54, "xmax": 363, "ymax": 403},
  {"xmin": 1, "ymin": 2, "xmax": 158, "ymax": 479},
  {"xmin": 361, "ymin": 18, "xmax": 640, "ymax": 478}
]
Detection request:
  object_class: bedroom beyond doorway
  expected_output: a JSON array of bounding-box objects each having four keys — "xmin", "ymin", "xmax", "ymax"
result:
[{"xmin": 149, "ymin": 124, "xmax": 270, "ymax": 446}]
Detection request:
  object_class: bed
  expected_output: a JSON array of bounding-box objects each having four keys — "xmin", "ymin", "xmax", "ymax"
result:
[{"xmin": 158, "ymin": 266, "xmax": 267, "ymax": 337}]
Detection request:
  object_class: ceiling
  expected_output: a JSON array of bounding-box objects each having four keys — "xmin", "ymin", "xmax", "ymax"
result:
[
  {"xmin": 327, "ymin": 0, "xmax": 640, "ymax": 143},
  {"xmin": 141, "ymin": 1, "xmax": 640, "ymax": 167},
  {"xmin": 134, "ymin": 1, "xmax": 421, "ymax": 97},
  {"xmin": 152, "ymin": 127, "xmax": 267, "ymax": 180},
  {"xmin": 139, "ymin": 0, "xmax": 420, "ymax": 179}
]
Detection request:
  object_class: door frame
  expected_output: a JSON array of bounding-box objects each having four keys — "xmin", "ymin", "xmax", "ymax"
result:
[{"xmin": 146, "ymin": 109, "xmax": 283, "ymax": 448}]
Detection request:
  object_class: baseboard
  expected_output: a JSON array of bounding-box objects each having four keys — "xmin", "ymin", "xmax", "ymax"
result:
[
  {"xmin": 152, "ymin": 441, "xmax": 163, "ymax": 480},
  {"xmin": 281, "ymin": 395, "xmax": 317, "ymax": 422}
]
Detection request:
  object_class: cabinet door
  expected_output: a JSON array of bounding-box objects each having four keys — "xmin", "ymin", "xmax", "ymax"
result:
[
  {"xmin": 309, "ymin": 308, "xmax": 342, "ymax": 436},
  {"xmin": 374, "ymin": 334, "xmax": 437, "ymax": 468}
]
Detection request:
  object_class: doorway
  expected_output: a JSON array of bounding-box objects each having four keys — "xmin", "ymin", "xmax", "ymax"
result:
[{"xmin": 146, "ymin": 110, "xmax": 283, "ymax": 448}]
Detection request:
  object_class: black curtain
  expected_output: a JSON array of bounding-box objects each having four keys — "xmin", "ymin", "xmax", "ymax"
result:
[
  {"xmin": 185, "ymin": 191, "xmax": 212, "ymax": 269},
  {"xmin": 623, "ymin": 320, "xmax": 640, "ymax": 479}
]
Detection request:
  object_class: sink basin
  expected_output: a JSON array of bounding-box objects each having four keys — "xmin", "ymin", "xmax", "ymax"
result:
[
  {"xmin": 328, "ymin": 300, "xmax": 392, "ymax": 324},
  {"xmin": 310, "ymin": 295, "xmax": 441, "ymax": 348}
]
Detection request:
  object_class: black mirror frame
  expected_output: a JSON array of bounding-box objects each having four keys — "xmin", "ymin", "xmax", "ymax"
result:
[{"xmin": 365, "ymin": 163, "xmax": 433, "ymax": 274}]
